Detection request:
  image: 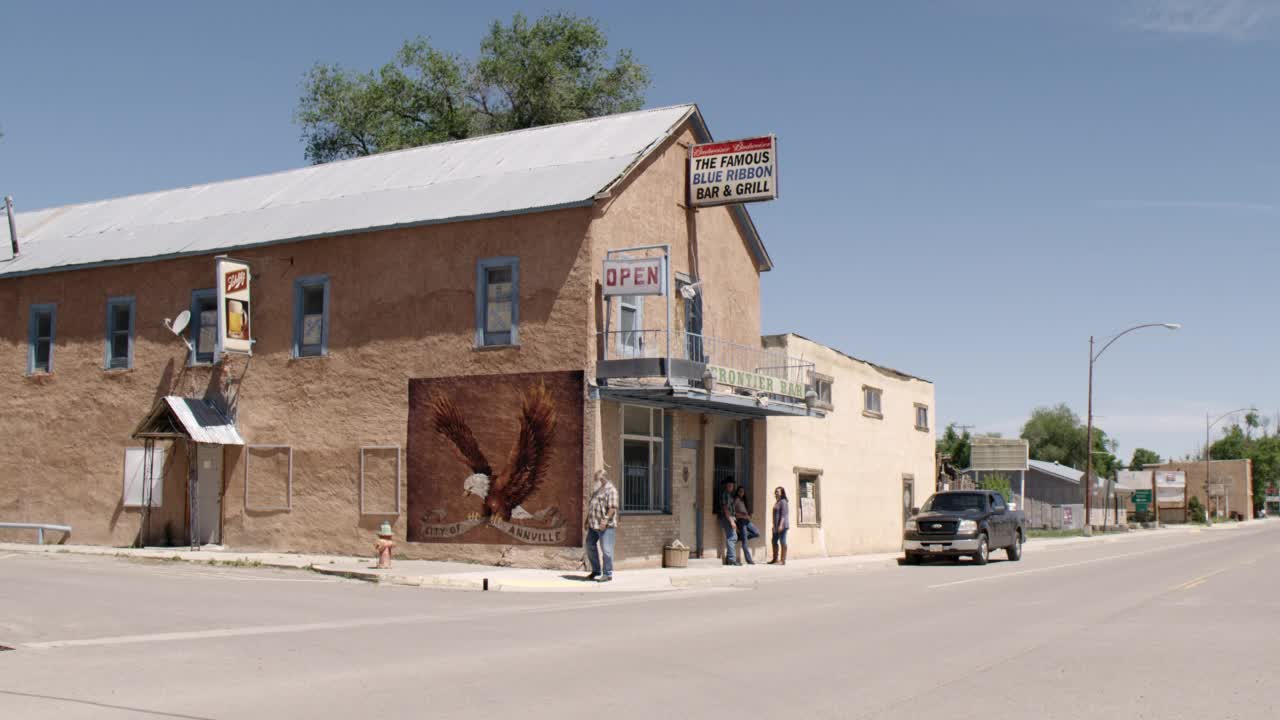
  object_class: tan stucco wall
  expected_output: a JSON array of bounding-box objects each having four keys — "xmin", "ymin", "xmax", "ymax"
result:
[
  {"xmin": 0, "ymin": 117, "xmax": 771, "ymax": 568},
  {"xmin": 763, "ymin": 334, "xmax": 936, "ymax": 557},
  {"xmin": 0, "ymin": 207, "xmax": 595, "ymax": 563}
]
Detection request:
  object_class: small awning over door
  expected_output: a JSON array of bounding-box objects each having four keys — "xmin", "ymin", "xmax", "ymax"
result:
[{"xmin": 131, "ymin": 396, "xmax": 245, "ymax": 445}]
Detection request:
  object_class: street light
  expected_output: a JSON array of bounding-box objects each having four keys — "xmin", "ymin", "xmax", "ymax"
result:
[
  {"xmin": 1204, "ymin": 407, "xmax": 1255, "ymax": 525},
  {"xmin": 1085, "ymin": 323, "xmax": 1181, "ymax": 534}
]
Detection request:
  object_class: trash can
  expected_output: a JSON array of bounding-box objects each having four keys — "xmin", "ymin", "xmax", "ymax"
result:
[{"xmin": 663, "ymin": 541, "xmax": 690, "ymax": 568}]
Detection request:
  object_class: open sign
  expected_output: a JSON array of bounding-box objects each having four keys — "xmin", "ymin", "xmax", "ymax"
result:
[{"xmin": 603, "ymin": 258, "xmax": 665, "ymax": 296}]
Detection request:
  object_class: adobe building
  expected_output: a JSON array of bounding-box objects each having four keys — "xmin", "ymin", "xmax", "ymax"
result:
[
  {"xmin": 1147, "ymin": 459, "xmax": 1254, "ymax": 521},
  {"xmin": 0, "ymin": 105, "xmax": 823, "ymax": 568},
  {"xmin": 761, "ymin": 334, "xmax": 936, "ymax": 557}
]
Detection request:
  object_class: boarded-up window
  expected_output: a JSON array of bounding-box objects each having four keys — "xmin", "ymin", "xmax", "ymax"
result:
[
  {"xmin": 123, "ymin": 446, "xmax": 165, "ymax": 507},
  {"xmin": 360, "ymin": 446, "xmax": 401, "ymax": 515},
  {"xmin": 244, "ymin": 445, "xmax": 292, "ymax": 512},
  {"xmin": 798, "ymin": 473, "xmax": 821, "ymax": 526}
]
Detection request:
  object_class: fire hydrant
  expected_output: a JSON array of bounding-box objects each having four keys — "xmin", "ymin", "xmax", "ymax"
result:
[{"xmin": 374, "ymin": 521, "xmax": 396, "ymax": 569}]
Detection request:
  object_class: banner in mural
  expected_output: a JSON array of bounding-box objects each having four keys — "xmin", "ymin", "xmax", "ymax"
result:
[{"xmin": 406, "ymin": 371, "xmax": 584, "ymax": 546}]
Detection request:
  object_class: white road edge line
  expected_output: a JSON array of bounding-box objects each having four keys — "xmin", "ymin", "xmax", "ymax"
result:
[
  {"xmin": 22, "ymin": 614, "xmax": 444, "ymax": 649},
  {"xmin": 0, "ymin": 554, "xmax": 16, "ymax": 561},
  {"xmin": 928, "ymin": 540, "xmax": 1210, "ymax": 590}
]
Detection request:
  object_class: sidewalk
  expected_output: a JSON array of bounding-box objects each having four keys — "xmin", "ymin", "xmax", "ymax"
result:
[{"xmin": 4, "ymin": 521, "xmax": 1261, "ymax": 593}]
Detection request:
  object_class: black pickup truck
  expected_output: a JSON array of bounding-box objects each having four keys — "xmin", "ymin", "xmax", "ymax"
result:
[{"xmin": 903, "ymin": 490, "xmax": 1025, "ymax": 565}]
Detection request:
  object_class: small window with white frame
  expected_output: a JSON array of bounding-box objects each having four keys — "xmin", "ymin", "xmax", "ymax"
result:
[
  {"xmin": 618, "ymin": 295, "xmax": 643, "ymax": 355},
  {"xmin": 863, "ymin": 385, "xmax": 883, "ymax": 418},
  {"xmin": 476, "ymin": 257, "xmax": 519, "ymax": 347},
  {"xmin": 915, "ymin": 404, "xmax": 930, "ymax": 431},
  {"xmin": 105, "ymin": 296, "xmax": 135, "ymax": 370},
  {"xmin": 28, "ymin": 303, "xmax": 56, "ymax": 375},
  {"xmin": 621, "ymin": 404, "xmax": 665, "ymax": 513}
]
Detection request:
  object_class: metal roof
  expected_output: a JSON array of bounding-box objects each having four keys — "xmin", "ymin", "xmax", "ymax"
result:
[
  {"xmin": 1027, "ymin": 459, "xmax": 1085, "ymax": 485},
  {"xmin": 2, "ymin": 104, "xmax": 772, "ymax": 277},
  {"xmin": 132, "ymin": 396, "xmax": 244, "ymax": 445}
]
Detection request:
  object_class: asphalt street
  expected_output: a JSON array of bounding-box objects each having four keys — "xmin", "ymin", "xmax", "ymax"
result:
[{"xmin": 2, "ymin": 522, "xmax": 1278, "ymax": 719}]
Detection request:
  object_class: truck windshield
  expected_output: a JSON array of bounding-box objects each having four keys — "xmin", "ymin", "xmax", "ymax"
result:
[{"xmin": 923, "ymin": 494, "xmax": 986, "ymax": 512}]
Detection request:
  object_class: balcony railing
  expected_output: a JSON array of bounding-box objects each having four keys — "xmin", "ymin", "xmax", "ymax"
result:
[{"xmin": 598, "ymin": 329, "xmax": 815, "ymax": 403}]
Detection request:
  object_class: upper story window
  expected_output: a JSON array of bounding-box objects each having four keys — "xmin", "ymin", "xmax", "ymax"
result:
[
  {"xmin": 618, "ymin": 295, "xmax": 643, "ymax": 355},
  {"xmin": 293, "ymin": 275, "xmax": 330, "ymax": 358},
  {"xmin": 863, "ymin": 385, "xmax": 883, "ymax": 418},
  {"xmin": 28, "ymin": 304, "xmax": 56, "ymax": 375},
  {"xmin": 915, "ymin": 404, "xmax": 930, "ymax": 431},
  {"xmin": 476, "ymin": 257, "xmax": 519, "ymax": 347},
  {"xmin": 811, "ymin": 372, "xmax": 834, "ymax": 411},
  {"xmin": 105, "ymin": 296, "xmax": 136, "ymax": 370},
  {"xmin": 190, "ymin": 289, "xmax": 217, "ymax": 364}
]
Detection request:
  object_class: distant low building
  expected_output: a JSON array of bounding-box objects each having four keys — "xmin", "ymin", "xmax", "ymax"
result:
[
  {"xmin": 1147, "ymin": 459, "xmax": 1253, "ymax": 521},
  {"xmin": 968, "ymin": 459, "xmax": 1100, "ymax": 529}
]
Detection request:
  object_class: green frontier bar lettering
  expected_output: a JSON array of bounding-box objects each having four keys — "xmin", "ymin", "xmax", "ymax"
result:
[{"xmin": 709, "ymin": 365, "xmax": 805, "ymax": 401}]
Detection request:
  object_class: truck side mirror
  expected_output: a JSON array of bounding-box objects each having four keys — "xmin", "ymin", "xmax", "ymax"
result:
[{"xmin": 910, "ymin": 507, "xmax": 919, "ymax": 516}]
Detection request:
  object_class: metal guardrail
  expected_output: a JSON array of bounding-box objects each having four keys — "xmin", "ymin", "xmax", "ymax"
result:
[
  {"xmin": 0, "ymin": 522, "xmax": 71, "ymax": 545},
  {"xmin": 600, "ymin": 329, "xmax": 815, "ymax": 392}
]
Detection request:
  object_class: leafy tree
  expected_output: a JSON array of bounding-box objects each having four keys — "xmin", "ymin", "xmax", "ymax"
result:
[
  {"xmin": 977, "ymin": 472, "xmax": 1013, "ymax": 502},
  {"xmin": 936, "ymin": 423, "xmax": 972, "ymax": 469},
  {"xmin": 296, "ymin": 12, "xmax": 650, "ymax": 164},
  {"xmin": 1020, "ymin": 403, "xmax": 1118, "ymax": 479},
  {"xmin": 1208, "ymin": 421, "xmax": 1280, "ymax": 513},
  {"xmin": 1130, "ymin": 448, "xmax": 1161, "ymax": 470}
]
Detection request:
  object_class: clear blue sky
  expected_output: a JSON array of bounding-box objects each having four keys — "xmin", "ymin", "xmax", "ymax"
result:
[{"xmin": 2, "ymin": 1, "xmax": 1277, "ymax": 462}]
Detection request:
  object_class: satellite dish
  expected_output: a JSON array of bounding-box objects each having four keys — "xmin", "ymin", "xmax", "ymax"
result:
[
  {"xmin": 165, "ymin": 310, "xmax": 190, "ymax": 336},
  {"xmin": 679, "ymin": 281, "xmax": 702, "ymax": 300}
]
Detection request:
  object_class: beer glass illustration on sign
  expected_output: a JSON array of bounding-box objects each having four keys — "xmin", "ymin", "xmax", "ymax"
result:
[{"xmin": 226, "ymin": 299, "xmax": 249, "ymax": 340}]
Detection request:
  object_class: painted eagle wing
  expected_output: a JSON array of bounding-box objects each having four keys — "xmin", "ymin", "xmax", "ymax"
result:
[
  {"xmin": 499, "ymin": 382, "xmax": 558, "ymax": 512},
  {"xmin": 429, "ymin": 394, "xmax": 492, "ymax": 476}
]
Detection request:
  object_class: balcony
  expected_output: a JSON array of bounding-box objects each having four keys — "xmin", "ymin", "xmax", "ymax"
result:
[{"xmin": 596, "ymin": 329, "xmax": 820, "ymax": 417}]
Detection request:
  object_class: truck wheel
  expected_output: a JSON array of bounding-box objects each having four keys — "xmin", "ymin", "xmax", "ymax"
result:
[
  {"xmin": 972, "ymin": 533, "xmax": 989, "ymax": 565},
  {"xmin": 903, "ymin": 552, "xmax": 921, "ymax": 565},
  {"xmin": 1006, "ymin": 531, "xmax": 1023, "ymax": 562}
]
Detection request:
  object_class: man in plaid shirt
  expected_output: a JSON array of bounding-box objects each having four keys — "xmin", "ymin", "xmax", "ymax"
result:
[{"xmin": 584, "ymin": 469, "xmax": 619, "ymax": 582}]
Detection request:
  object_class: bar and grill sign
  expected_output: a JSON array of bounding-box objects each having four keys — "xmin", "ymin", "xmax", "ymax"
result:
[
  {"xmin": 216, "ymin": 257, "xmax": 252, "ymax": 356},
  {"xmin": 689, "ymin": 135, "xmax": 778, "ymax": 207}
]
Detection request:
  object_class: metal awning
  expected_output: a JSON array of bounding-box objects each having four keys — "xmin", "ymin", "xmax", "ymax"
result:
[
  {"xmin": 132, "ymin": 396, "xmax": 244, "ymax": 445},
  {"xmin": 597, "ymin": 385, "xmax": 822, "ymax": 419}
]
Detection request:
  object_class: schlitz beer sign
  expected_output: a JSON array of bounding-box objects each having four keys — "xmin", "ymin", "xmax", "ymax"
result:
[
  {"xmin": 216, "ymin": 257, "xmax": 252, "ymax": 356},
  {"xmin": 688, "ymin": 135, "xmax": 778, "ymax": 207}
]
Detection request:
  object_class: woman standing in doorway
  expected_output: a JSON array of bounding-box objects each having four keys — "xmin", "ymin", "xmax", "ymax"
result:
[
  {"xmin": 733, "ymin": 486, "xmax": 755, "ymax": 565},
  {"xmin": 769, "ymin": 486, "xmax": 789, "ymax": 565}
]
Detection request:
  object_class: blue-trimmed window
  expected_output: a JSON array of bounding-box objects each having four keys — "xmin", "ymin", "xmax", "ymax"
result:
[
  {"xmin": 28, "ymin": 303, "xmax": 56, "ymax": 375},
  {"xmin": 190, "ymin": 289, "xmax": 217, "ymax": 365},
  {"xmin": 293, "ymin": 275, "xmax": 330, "ymax": 358},
  {"xmin": 476, "ymin": 257, "xmax": 519, "ymax": 347},
  {"xmin": 105, "ymin": 296, "xmax": 136, "ymax": 370}
]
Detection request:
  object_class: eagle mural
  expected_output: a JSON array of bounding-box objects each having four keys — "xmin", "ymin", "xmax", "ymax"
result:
[{"xmin": 429, "ymin": 382, "xmax": 558, "ymax": 522}]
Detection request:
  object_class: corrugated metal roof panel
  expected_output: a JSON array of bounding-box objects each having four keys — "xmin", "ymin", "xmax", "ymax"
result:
[
  {"xmin": 165, "ymin": 397, "xmax": 244, "ymax": 446},
  {"xmin": 1, "ymin": 105, "xmax": 697, "ymax": 278}
]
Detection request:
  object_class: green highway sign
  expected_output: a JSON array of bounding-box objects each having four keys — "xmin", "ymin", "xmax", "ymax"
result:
[{"xmin": 1133, "ymin": 489, "xmax": 1153, "ymax": 503}]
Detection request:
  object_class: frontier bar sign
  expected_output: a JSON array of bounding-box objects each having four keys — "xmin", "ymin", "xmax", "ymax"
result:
[{"xmin": 689, "ymin": 135, "xmax": 778, "ymax": 207}]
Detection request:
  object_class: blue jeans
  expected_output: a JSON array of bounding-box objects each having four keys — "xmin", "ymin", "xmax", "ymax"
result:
[
  {"xmin": 585, "ymin": 527, "xmax": 615, "ymax": 577},
  {"xmin": 721, "ymin": 517, "xmax": 739, "ymax": 564},
  {"xmin": 736, "ymin": 519, "xmax": 754, "ymax": 564},
  {"xmin": 772, "ymin": 528, "xmax": 789, "ymax": 551}
]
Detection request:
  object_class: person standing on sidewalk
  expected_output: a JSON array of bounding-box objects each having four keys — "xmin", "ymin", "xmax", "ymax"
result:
[
  {"xmin": 584, "ymin": 469, "xmax": 619, "ymax": 583},
  {"xmin": 719, "ymin": 478, "xmax": 740, "ymax": 565},
  {"xmin": 769, "ymin": 486, "xmax": 789, "ymax": 565},
  {"xmin": 734, "ymin": 485, "xmax": 756, "ymax": 565}
]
